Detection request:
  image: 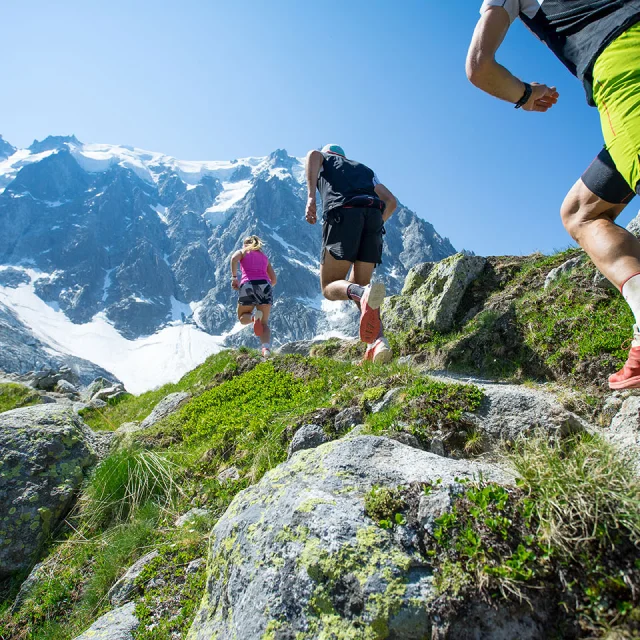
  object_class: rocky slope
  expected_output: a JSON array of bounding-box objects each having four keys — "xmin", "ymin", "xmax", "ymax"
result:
[
  {"xmin": 0, "ymin": 136, "xmax": 455, "ymax": 359},
  {"xmin": 1, "ymin": 247, "xmax": 639, "ymax": 639}
]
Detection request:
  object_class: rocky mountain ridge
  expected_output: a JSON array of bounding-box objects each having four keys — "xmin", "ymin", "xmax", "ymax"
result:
[{"xmin": 0, "ymin": 135, "xmax": 455, "ymax": 371}]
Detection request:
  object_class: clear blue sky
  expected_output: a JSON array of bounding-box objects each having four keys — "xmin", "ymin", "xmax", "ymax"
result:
[{"xmin": 3, "ymin": 0, "xmax": 636, "ymax": 256}]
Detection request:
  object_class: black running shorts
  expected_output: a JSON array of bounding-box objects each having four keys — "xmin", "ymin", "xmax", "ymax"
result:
[
  {"xmin": 238, "ymin": 280, "xmax": 273, "ymax": 306},
  {"xmin": 321, "ymin": 206, "xmax": 384, "ymax": 265},
  {"xmin": 581, "ymin": 147, "xmax": 636, "ymax": 205}
]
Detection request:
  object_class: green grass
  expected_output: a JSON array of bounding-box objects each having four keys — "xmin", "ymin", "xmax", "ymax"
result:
[
  {"xmin": 79, "ymin": 350, "xmax": 239, "ymax": 431},
  {"xmin": 511, "ymin": 434, "xmax": 640, "ymax": 554},
  {"xmin": 0, "ymin": 383, "xmax": 40, "ymax": 414},
  {"xmin": 0, "ymin": 503, "xmax": 161, "ymax": 640},
  {"xmin": 364, "ymin": 376, "xmax": 484, "ymax": 453},
  {"xmin": 78, "ymin": 447, "xmax": 180, "ymax": 530},
  {"xmin": 388, "ymin": 249, "xmax": 631, "ymax": 387},
  {"xmin": 517, "ymin": 270, "xmax": 631, "ymax": 376},
  {"xmin": 411, "ymin": 434, "xmax": 640, "ymax": 637}
]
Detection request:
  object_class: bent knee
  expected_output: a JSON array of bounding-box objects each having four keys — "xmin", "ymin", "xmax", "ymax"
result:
[
  {"xmin": 561, "ymin": 179, "xmax": 623, "ymax": 240},
  {"xmin": 560, "ymin": 183, "xmax": 587, "ymax": 238}
]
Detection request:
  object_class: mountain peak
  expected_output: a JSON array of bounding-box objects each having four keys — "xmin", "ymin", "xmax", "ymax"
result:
[
  {"xmin": 267, "ymin": 148, "xmax": 295, "ymax": 169},
  {"xmin": 0, "ymin": 135, "xmax": 16, "ymax": 161},
  {"xmin": 28, "ymin": 135, "xmax": 82, "ymax": 154}
]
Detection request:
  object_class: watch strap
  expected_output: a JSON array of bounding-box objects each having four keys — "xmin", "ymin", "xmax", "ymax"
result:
[{"xmin": 515, "ymin": 82, "xmax": 532, "ymax": 109}]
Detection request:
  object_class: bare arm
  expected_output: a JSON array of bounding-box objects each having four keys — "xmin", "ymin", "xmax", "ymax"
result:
[
  {"xmin": 375, "ymin": 184, "xmax": 397, "ymax": 223},
  {"xmin": 267, "ymin": 262, "xmax": 277, "ymax": 287},
  {"xmin": 230, "ymin": 250, "xmax": 243, "ymax": 289},
  {"xmin": 466, "ymin": 7, "xmax": 559, "ymax": 112},
  {"xmin": 304, "ymin": 149, "xmax": 324, "ymax": 224}
]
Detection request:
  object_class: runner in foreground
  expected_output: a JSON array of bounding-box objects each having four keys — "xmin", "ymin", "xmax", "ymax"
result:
[
  {"xmin": 305, "ymin": 144, "xmax": 397, "ymax": 363},
  {"xmin": 231, "ymin": 235, "xmax": 277, "ymax": 358},
  {"xmin": 467, "ymin": 0, "xmax": 640, "ymax": 389}
]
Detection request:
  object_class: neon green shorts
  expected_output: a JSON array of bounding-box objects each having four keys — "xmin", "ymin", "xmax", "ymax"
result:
[{"xmin": 593, "ymin": 21, "xmax": 640, "ymax": 195}]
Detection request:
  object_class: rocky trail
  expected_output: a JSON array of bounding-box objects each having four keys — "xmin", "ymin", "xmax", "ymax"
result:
[{"xmin": 1, "ymin": 249, "xmax": 639, "ymax": 639}]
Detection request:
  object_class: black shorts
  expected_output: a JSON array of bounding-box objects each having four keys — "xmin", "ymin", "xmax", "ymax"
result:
[
  {"xmin": 321, "ymin": 206, "xmax": 384, "ymax": 265},
  {"xmin": 238, "ymin": 280, "xmax": 273, "ymax": 306},
  {"xmin": 581, "ymin": 147, "xmax": 636, "ymax": 204}
]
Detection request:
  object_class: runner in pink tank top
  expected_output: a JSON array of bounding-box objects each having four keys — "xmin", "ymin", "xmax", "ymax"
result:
[{"xmin": 230, "ymin": 235, "xmax": 277, "ymax": 358}]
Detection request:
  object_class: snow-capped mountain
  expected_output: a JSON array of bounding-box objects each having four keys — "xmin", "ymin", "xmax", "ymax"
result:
[{"xmin": 0, "ymin": 135, "xmax": 455, "ymax": 390}]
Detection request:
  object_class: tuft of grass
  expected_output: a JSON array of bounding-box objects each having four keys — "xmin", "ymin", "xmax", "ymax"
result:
[
  {"xmin": 510, "ymin": 434, "xmax": 640, "ymax": 554},
  {"xmin": 405, "ymin": 434, "xmax": 640, "ymax": 637},
  {"xmin": 463, "ymin": 428, "xmax": 485, "ymax": 456},
  {"xmin": 0, "ymin": 382, "xmax": 40, "ymax": 414},
  {"xmin": 78, "ymin": 447, "xmax": 179, "ymax": 529}
]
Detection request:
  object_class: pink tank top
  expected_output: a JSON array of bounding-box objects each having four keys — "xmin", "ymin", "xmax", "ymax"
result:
[{"xmin": 239, "ymin": 250, "xmax": 270, "ymax": 285}]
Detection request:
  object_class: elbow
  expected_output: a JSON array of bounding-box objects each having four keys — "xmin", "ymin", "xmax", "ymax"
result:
[{"xmin": 465, "ymin": 54, "xmax": 491, "ymax": 88}]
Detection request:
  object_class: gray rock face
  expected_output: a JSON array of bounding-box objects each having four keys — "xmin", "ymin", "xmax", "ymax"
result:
[
  {"xmin": 544, "ymin": 255, "xmax": 585, "ymax": 289},
  {"xmin": 84, "ymin": 377, "xmax": 112, "ymax": 400},
  {"xmin": 217, "ymin": 466, "xmax": 240, "ymax": 483},
  {"xmin": 0, "ymin": 267, "xmax": 30, "ymax": 288},
  {"xmin": 626, "ymin": 208, "xmax": 640, "ymax": 238},
  {"xmin": 334, "ymin": 407, "xmax": 364, "ymax": 434},
  {"xmin": 383, "ymin": 253, "xmax": 487, "ymax": 334},
  {"xmin": 31, "ymin": 367, "xmax": 77, "ymax": 391},
  {"xmin": 92, "ymin": 384, "xmax": 126, "ymax": 402},
  {"xmin": 0, "ymin": 405, "xmax": 97, "ymax": 579},
  {"xmin": 0, "ymin": 135, "xmax": 16, "ymax": 161},
  {"xmin": 108, "ymin": 550, "xmax": 159, "ymax": 606},
  {"xmin": 55, "ymin": 379, "xmax": 79, "ymax": 395},
  {"xmin": 470, "ymin": 382, "xmax": 588, "ymax": 446},
  {"xmin": 277, "ymin": 340, "xmax": 322, "ymax": 356},
  {"xmin": 607, "ymin": 396, "xmax": 640, "ymax": 471},
  {"xmin": 371, "ymin": 387, "xmax": 403, "ymax": 414},
  {"xmin": 287, "ymin": 423, "xmax": 329, "ymax": 459},
  {"xmin": 187, "ymin": 436, "xmax": 517, "ymax": 639},
  {"xmin": 175, "ymin": 508, "xmax": 211, "ymax": 528},
  {"xmin": 401, "ymin": 261, "xmax": 435, "ymax": 295},
  {"xmin": 139, "ymin": 392, "xmax": 190, "ymax": 430},
  {"xmin": 74, "ymin": 602, "xmax": 139, "ymax": 640}
]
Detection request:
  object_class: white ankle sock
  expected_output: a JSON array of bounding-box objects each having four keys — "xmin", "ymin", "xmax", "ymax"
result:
[{"xmin": 621, "ymin": 273, "xmax": 640, "ymax": 328}]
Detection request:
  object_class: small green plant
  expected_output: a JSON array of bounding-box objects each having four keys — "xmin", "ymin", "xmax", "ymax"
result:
[
  {"xmin": 463, "ymin": 428, "xmax": 485, "ymax": 455},
  {"xmin": 364, "ymin": 486, "xmax": 407, "ymax": 529}
]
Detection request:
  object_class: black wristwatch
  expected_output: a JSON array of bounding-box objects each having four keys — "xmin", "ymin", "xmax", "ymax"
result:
[{"xmin": 515, "ymin": 82, "xmax": 532, "ymax": 109}]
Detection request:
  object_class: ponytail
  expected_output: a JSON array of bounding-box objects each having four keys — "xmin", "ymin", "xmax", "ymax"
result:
[{"xmin": 242, "ymin": 235, "xmax": 263, "ymax": 253}]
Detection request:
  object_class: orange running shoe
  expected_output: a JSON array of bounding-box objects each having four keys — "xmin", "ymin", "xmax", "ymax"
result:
[
  {"xmin": 363, "ymin": 337, "xmax": 393, "ymax": 364},
  {"xmin": 609, "ymin": 327, "xmax": 640, "ymax": 390},
  {"xmin": 359, "ymin": 282, "xmax": 385, "ymax": 344},
  {"xmin": 253, "ymin": 309, "xmax": 264, "ymax": 337}
]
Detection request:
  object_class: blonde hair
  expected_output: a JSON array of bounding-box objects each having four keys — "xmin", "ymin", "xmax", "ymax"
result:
[{"xmin": 242, "ymin": 235, "xmax": 263, "ymax": 252}]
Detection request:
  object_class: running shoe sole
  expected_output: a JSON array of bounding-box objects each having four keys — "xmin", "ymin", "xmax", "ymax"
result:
[
  {"xmin": 359, "ymin": 282, "xmax": 386, "ymax": 343},
  {"xmin": 609, "ymin": 375, "xmax": 640, "ymax": 390}
]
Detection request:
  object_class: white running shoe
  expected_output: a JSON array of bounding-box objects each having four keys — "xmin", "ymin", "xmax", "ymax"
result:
[{"xmin": 363, "ymin": 337, "xmax": 393, "ymax": 364}]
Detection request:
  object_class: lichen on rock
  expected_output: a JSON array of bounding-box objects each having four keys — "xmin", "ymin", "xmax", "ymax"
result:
[
  {"xmin": 0, "ymin": 404, "xmax": 97, "ymax": 579},
  {"xmin": 187, "ymin": 436, "xmax": 512, "ymax": 639}
]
